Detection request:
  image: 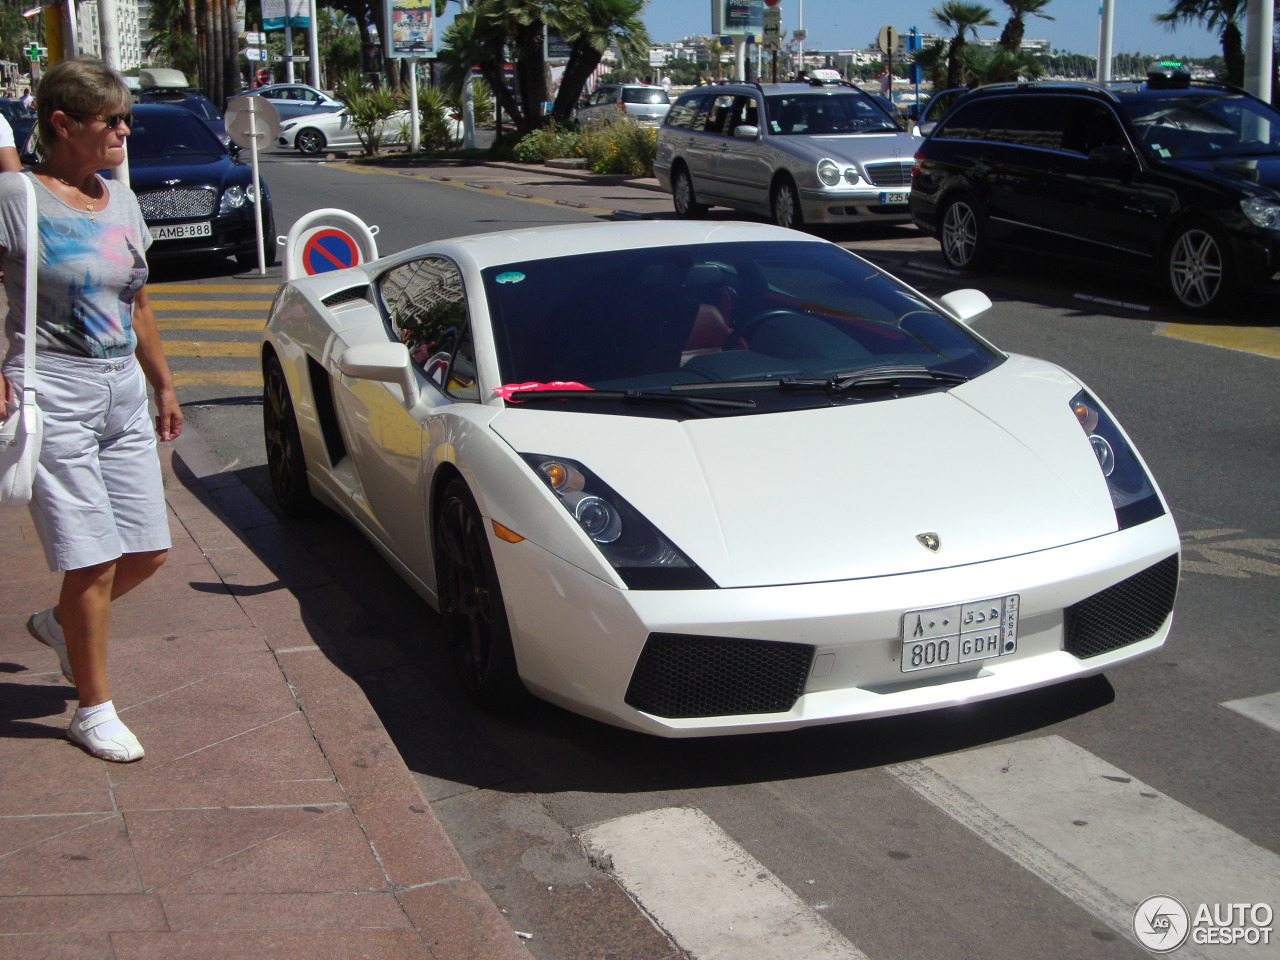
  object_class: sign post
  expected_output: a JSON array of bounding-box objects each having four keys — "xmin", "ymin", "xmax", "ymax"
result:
[{"xmin": 224, "ymin": 96, "xmax": 281, "ymax": 275}]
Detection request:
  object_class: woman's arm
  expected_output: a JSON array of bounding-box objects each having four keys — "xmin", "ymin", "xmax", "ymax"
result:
[
  {"xmin": 0, "ymin": 147, "xmax": 18, "ymax": 174},
  {"xmin": 130, "ymin": 285, "xmax": 183, "ymax": 441}
]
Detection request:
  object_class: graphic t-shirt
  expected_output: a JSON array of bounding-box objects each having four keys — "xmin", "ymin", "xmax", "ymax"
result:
[{"xmin": 0, "ymin": 170, "xmax": 152, "ymax": 359}]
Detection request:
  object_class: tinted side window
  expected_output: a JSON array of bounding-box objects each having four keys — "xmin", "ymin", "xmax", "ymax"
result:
[
  {"xmin": 378, "ymin": 256, "xmax": 478, "ymax": 401},
  {"xmin": 1061, "ymin": 101, "xmax": 1128, "ymax": 155},
  {"xmin": 934, "ymin": 98, "xmax": 1004, "ymax": 140},
  {"xmin": 665, "ymin": 93, "xmax": 710, "ymax": 128},
  {"xmin": 986, "ymin": 97, "xmax": 1070, "ymax": 150},
  {"xmin": 705, "ymin": 95, "xmax": 738, "ymax": 135}
]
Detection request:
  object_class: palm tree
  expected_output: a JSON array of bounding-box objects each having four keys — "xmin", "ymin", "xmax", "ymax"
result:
[
  {"xmin": 961, "ymin": 43, "xmax": 1044, "ymax": 84},
  {"xmin": 998, "ymin": 0, "xmax": 1054, "ymax": 54},
  {"xmin": 912, "ymin": 38, "xmax": 949, "ymax": 89},
  {"xmin": 145, "ymin": 0, "xmax": 198, "ymax": 75},
  {"xmin": 549, "ymin": 0, "xmax": 650, "ymax": 124},
  {"xmin": 932, "ymin": 1, "xmax": 997, "ymax": 89},
  {"xmin": 1156, "ymin": 0, "xmax": 1246, "ymax": 85}
]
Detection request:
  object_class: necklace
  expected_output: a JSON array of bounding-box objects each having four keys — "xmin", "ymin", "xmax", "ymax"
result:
[{"xmin": 39, "ymin": 170, "xmax": 101, "ymax": 222}]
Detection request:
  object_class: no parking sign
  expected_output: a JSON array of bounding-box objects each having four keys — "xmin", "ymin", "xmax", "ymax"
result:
[{"xmin": 284, "ymin": 208, "xmax": 381, "ymax": 281}]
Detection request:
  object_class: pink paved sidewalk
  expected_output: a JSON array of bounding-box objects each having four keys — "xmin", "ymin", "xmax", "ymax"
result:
[{"xmin": 0, "ymin": 438, "xmax": 534, "ymax": 960}]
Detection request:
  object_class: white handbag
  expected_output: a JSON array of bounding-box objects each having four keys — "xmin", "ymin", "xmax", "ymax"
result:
[{"xmin": 0, "ymin": 173, "xmax": 42, "ymax": 506}]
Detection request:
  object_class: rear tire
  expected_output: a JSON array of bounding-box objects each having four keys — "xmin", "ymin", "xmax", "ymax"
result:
[
  {"xmin": 771, "ymin": 176, "xmax": 804, "ymax": 230},
  {"xmin": 434, "ymin": 478, "xmax": 526, "ymax": 709},
  {"xmin": 672, "ymin": 165, "xmax": 706, "ymax": 217},
  {"xmin": 262, "ymin": 353, "xmax": 319, "ymax": 518},
  {"xmin": 1164, "ymin": 220, "xmax": 1235, "ymax": 316},
  {"xmin": 939, "ymin": 193, "xmax": 992, "ymax": 271}
]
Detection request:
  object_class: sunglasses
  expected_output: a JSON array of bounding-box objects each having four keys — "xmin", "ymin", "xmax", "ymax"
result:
[{"xmin": 70, "ymin": 111, "xmax": 133, "ymax": 130}]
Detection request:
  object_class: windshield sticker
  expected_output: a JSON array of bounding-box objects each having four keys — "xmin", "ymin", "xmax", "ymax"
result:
[
  {"xmin": 494, "ymin": 381, "xmax": 593, "ymax": 401},
  {"xmin": 496, "ymin": 271, "xmax": 526, "ymax": 284}
]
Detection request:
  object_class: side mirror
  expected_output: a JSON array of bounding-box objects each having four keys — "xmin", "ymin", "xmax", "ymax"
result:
[
  {"xmin": 937, "ymin": 288, "xmax": 992, "ymax": 324},
  {"xmin": 733, "ymin": 124, "xmax": 760, "ymax": 140},
  {"xmin": 338, "ymin": 342, "xmax": 420, "ymax": 409},
  {"xmin": 1088, "ymin": 144, "xmax": 1133, "ymax": 163}
]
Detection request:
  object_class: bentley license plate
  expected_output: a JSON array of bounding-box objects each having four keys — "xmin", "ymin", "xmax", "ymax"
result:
[
  {"xmin": 900, "ymin": 595, "xmax": 1019, "ymax": 673},
  {"xmin": 879, "ymin": 191, "xmax": 909, "ymax": 204},
  {"xmin": 153, "ymin": 221, "xmax": 212, "ymax": 240}
]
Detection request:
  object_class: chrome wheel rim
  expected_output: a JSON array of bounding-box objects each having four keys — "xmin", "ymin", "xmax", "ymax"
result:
[
  {"xmin": 942, "ymin": 202, "xmax": 977, "ymax": 266},
  {"xmin": 1169, "ymin": 228, "xmax": 1224, "ymax": 309},
  {"xmin": 297, "ymin": 130, "xmax": 322, "ymax": 154},
  {"xmin": 674, "ymin": 171, "xmax": 693, "ymax": 215},
  {"xmin": 775, "ymin": 184, "xmax": 798, "ymax": 228}
]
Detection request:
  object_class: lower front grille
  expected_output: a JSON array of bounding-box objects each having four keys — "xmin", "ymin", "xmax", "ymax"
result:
[
  {"xmin": 624, "ymin": 633, "xmax": 814, "ymax": 719},
  {"xmin": 865, "ymin": 161, "xmax": 913, "ymax": 188},
  {"xmin": 1064, "ymin": 555, "xmax": 1179, "ymax": 659},
  {"xmin": 137, "ymin": 186, "xmax": 217, "ymax": 220}
]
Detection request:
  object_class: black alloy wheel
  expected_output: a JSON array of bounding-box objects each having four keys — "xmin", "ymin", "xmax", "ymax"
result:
[
  {"xmin": 771, "ymin": 176, "xmax": 804, "ymax": 230},
  {"xmin": 940, "ymin": 193, "xmax": 992, "ymax": 270},
  {"xmin": 296, "ymin": 127, "xmax": 325, "ymax": 155},
  {"xmin": 672, "ymin": 165, "xmax": 706, "ymax": 217},
  {"xmin": 1165, "ymin": 220, "xmax": 1235, "ymax": 316},
  {"xmin": 434, "ymin": 478, "xmax": 525, "ymax": 708},
  {"xmin": 262, "ymin": 354, "xmax": 319, "ymax": 517}
]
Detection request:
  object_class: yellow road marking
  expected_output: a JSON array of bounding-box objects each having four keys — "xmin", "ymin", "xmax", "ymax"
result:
[
  {"xmin": 158, "ymin": 317, "xmax": 264, "ymax": 331},
  {"xmin": 162, "ymin": 341, "xmax": 259, "ymax": 357},
  {"xmin": 173, "ymin": 370, "xmax": 262, "ymax": 387},
  {"xmin": 148, "ymin": 283, "xmax": 279, "ymax": 293},
  {"xmin": 1159, "ymin": 323, "xmax": 1280, "ymax": 359},
  {"xmin": 150, "ymin": 299, "xmax": 274, "ymax": 311}
]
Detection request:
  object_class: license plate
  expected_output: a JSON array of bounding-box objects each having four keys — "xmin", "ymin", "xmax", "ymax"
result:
[
  {"xmin": 879, "ymin": 191, "xmax": 909, "ymax": 204},
  {"xmin": 900, "ymin": 595, "xmax": 1019, "ymax": 673},
  {"xmin": 152, "ymin": 221, "xmax": 212, "ymax": 240}
]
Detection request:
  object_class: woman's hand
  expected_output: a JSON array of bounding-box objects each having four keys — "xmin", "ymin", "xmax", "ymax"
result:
[
  {"xmin": 153, "ymin": 384, "xmax": 182, "ymax": 441},
  {"xmin": 0, "ymin": 372, "xmax": 12, "ymax": 421}
]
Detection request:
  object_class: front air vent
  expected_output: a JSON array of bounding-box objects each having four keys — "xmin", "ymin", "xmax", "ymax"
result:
[
  {"xmin": 1064, "ymin": 555, "xmax": 1179, "ymax": 659},
  {"xmin": 625, "ymin": 633, "xmax": 814, "ymax": 719},
  {"xmin": 321, "ymin": 286, "xmax": 369, "ymax": 308}
]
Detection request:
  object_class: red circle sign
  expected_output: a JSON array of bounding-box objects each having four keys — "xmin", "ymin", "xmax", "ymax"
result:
[{"xmin": 302, "ymin": 228, "xmax": 361, "ymax": 275}]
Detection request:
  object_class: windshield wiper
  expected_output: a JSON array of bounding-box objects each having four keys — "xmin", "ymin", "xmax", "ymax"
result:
[
  {"xmin": 670, "ymin": 364, "xmax": 969, "ymax": 395},
  {"xmin": 502, "ymin": 389, "xmax": 755, "ymax": 412}
]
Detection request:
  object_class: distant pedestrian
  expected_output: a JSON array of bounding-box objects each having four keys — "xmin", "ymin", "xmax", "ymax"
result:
[
  {"xmin": 660, "ymin": 73, "xmax": 671, "ymax": 94},
  {"xmin": 19, "ymin": 87, "xmax": 33, "ymax": 111},
  {"xmin": 878, "ymin": 65, "xmax": 892, "ymax": 97},
  {"xmin": 0, "ymin": 59, "xmax": 182, "ymax": 764},
  {"xmin": 695, "ymin": 71, "xmax": 705, "ymax": 86}
]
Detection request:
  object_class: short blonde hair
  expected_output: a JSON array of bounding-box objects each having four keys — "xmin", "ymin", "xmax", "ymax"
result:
[{"xmin": 36, "ymin": 59, "xmax": 132, "ymax": 147}]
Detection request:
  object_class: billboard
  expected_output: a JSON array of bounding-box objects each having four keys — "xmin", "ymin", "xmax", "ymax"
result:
[
  {"xmin": 386, "ymin": 0, "xmax": 439, "ymax": 59},
  {"xmin": 711, "ymin": 0, "xmax": 764, "ymax": 37},
  {"xmin": 263, "ymin": 0, "xmax": 308, "ymax": 30}
]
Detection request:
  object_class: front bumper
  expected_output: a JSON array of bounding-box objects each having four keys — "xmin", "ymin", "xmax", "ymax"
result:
[
  {"xmin": 146, "ymin": 206, "xmax": 268, "ymax": 261},
  {"xmin": 492, "ymin": 512, "xmax": 1180, "ymax": 737},
  {"xmin": 800, "ymin": 186, "xmax": 913, "ymax": 224}
]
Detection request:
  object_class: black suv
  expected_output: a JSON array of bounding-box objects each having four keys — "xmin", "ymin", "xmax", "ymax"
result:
[{"xmin": 909, "ymin": 66, "xmax": 1280, "ymax": 314}]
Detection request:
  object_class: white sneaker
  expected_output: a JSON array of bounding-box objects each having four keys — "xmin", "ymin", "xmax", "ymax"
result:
[
  {"xmin": 67, "ymin": 705, "xmax": 145, "ymax": 763},
  {"xmin": 28, "ymin": 607, "xmax": 73, "ymax": 684}
]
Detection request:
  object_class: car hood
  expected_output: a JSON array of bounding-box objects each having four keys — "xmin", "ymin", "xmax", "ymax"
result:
[
  {"xmin": 488, "ymin": 356, "xmax": 1120, "ymax": 588},
  {"xmin": 1166, "ymin": 154, "xmax": 1280, "ymax": 193},
  {"xmin": 777, "ymin": 131, "xmax": 919, "ymax": 163}
]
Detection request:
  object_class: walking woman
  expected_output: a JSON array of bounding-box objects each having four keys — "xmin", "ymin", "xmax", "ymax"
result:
[{"xmin": 0, "ymin": 59, "xmax": 182, "ymax": 762}]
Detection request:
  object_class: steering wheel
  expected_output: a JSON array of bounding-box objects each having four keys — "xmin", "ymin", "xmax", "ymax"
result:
[{"xmin": 724, "ymin": 309, "xmax": 799, "ymax": 350}]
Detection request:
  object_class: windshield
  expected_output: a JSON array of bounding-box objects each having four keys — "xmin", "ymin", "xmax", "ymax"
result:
[
  {"xmin": 764, "ymin": 92, "xmax": 900, "ymax": 135},
  {"xmin": 1120, "ymin": 91, "xmax": 1280, "ymax": 159},
  {"xmin": 484, "ymin": 241, "xmax": 1000, "ymax": 415},
  {"xmin": 127, "ymin": 111, "xmax": 226, "ymax": 159},
  {"xmin": 622, "ymin": 88, "xmax": 669, "ymax": 105}
]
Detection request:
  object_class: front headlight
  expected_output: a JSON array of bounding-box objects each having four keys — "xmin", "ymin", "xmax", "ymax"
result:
[
  {"xmin": 817, "ymin": 158, "xmax": 841, "ymax": 186},
  {"xmin": 522, "ymin": 453, "xmax": 716, "ymax": 590},
  {"xmin": 1070, "ymin": 390, "xmax": 1164, "ymax": 529},
  {"xmin": 218, "ymin": 186, "xmax": 246, "ymax": 214},
  {"xmin": 1241, "ymin": 197, "xmax": 1280, "ymax": 229}
]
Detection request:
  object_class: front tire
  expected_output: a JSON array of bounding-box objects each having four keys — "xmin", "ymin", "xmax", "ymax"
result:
[
  {"xmin": 771, "ymin": 176, "xmax": 804, "ymax": 230},
  {"xmin": 434, "ymin": 479, "xmax": 525, "ymax": 708},
  {"xmin": 1165, "ymin": 220, "xmax": 1235, "ymax": 316},
  {"xmin": 262, "ymin": 354, "xmax": 319, "ymax": 517},
  {"xmin": 939, "ymin": 193, "xmax": 991, "ymax": 271},
  {"xmin": 295, "ymin": 127, "xmax": 325, "ymax": 155},
  {"xmin": 672, "ymin": 165, "xmax": 706, "ymax": 217}
]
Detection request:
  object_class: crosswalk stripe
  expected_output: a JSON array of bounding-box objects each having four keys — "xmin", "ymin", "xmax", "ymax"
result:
[
  {"xmin": 149, "ymin": 299, "xmax": 273, "ymax": 311},
  {"xmin": 158, "ymin": 318, "xmax": 264, "ymax": 331},
  {"xmin": 1222, "ymin": 692, "xmax": 1280, "ymax": 734},
  {"xmin": 580, "ymin": 807, "xmax": 867, "ymax": 960},
  {"xmin": 161, "ymin": 341, "xmax": 259, "ymax": 357},
  {"xmin": 148, "ymin": 283, "xmax": 278, "ymax": 294},
  {"xmin": 888, "ymin": 735, "xmax": 1280, "ymax": 958},
  {"xmin": 172, "ymin": 370, "xmax": 261, "ymax": 387}
]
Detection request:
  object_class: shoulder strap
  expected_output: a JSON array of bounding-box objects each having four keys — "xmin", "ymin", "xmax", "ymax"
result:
[{"xmin": 20, "ymin": 173, "xmax": 36, "ymax": 395}]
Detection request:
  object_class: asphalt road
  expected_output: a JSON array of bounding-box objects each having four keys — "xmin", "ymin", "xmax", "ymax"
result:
[{"xmin": 149, "ymin": 153, "xmax": 1280, "ymax": 960}]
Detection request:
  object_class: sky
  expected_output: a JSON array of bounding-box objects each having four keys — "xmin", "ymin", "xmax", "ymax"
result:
[{"xmin": 633, "ymin": 1, "xmax": 1227, "ymax": 60}]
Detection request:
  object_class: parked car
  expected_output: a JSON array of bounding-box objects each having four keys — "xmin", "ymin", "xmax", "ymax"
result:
[
  {"xmin": 276, "ymin": 109, "xmax": 408, "ymax": 154},
  {"xmin": 910, "ymin": 64, "xmax": 1280, "ymax": 314},
  {"xmin": 577, "ymin": 83, "xmax": 671, "ymax": 128},
  {"xmin": 0, "ymin": 98, "xmax": 35, "ymax": 146},
  {"xmin": 228, "ymin": 83, "xmax": 344, "ymax": 123},
  {"xmin": 133, "ymin": 68, "xmax": 228, "ymax": 145},
  {"xmin": 260, "ymin": 218, "xmax": 1179, "ymax": 737},
  {"xmin": 655, "ymin": 70, "xmax": 921, "ymax": 229},
  {"xmin": 23, "ymin": 104, "xmax": 275, "ymax": 268}
]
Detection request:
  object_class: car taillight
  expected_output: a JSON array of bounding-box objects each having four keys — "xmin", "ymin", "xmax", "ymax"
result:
[{"xmin": 912, "ymin": 149, "xmax": 924, "ymax": 179}]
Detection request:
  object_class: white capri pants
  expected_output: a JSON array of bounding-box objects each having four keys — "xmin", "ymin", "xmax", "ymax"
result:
[{"xmin": 4, "ymin": 351, "xmax": 171, "ymax": 572}]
